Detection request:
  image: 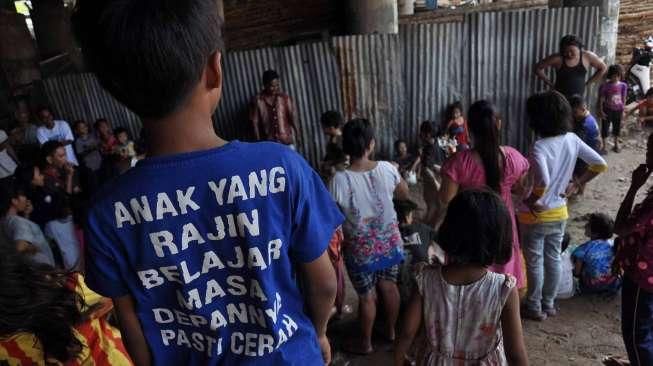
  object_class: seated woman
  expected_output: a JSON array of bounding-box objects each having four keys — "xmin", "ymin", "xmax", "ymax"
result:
[{"xmin": 0, "ymin": 244, "xmax": 132, "ymax": 365}]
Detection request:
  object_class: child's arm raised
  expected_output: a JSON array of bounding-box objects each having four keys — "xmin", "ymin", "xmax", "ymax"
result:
[
  {"xmin": 394, "ymin": 289, "xmax": 423, "ymax": 366},
  {"xmin": 501, "ymin": 286, "xmax": 529, "ymax": 366},
  {"xmin": 114, "ymin": 295, "xmax": 152, "ymax": 366}
]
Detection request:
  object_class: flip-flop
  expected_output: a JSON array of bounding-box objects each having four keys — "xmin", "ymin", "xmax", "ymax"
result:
[
  {"xmin": 602, "ymin": 355, "xmax": 630, "ymax": 366},
  {"xmin": 342, "ymin": 342, "xmax": 374, "ymax": 356}
]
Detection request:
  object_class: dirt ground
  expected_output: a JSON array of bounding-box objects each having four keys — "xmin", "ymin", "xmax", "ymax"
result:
[{"xmin": 329, "ymin": 119, "xmax": 652, "ymax": 366}]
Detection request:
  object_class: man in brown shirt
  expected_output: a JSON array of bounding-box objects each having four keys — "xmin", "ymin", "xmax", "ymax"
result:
[{"xmin": 249, "ymin": 70, "xmax": 299, "ymax": 148}]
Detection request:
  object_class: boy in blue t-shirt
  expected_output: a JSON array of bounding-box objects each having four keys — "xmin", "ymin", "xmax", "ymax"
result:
[
  {"xmin": 572, "ymin": 213, "xmax": 622, "ymax": 295},
  {"xmin": 569, "ymin": 95, "xmax": 603, "ymax": 193},
  {"xmin": 71, "ymin": 2, "xmax": 343, "ymax": 365}
]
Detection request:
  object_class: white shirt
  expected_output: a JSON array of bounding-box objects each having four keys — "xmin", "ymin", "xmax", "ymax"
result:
[
  {"xmin": 36, "ymin": 120, "xmax": 79, "ymax": 166},
  {"xmin": 0, "ymin": 148, "xmax": 17, "ymax": 178}
]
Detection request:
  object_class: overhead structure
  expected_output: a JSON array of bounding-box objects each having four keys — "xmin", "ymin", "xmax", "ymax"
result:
[{"xmin": 346, "ymin": 0, "xmax": 399, "ymax": 35}]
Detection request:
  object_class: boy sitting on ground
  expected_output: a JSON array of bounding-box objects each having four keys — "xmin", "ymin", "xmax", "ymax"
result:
[
  {"xmin": 572, "ymin": 213, "xmax": 622, "ymax": 295},
  {"xmin": 72, "ymin": 1, "xmax": 342, "ymax": 365}
]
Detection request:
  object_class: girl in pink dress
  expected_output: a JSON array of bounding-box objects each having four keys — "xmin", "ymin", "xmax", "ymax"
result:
[{"xmin": 439, "ymin": 100, "xmax": 530, "ymax": 288}]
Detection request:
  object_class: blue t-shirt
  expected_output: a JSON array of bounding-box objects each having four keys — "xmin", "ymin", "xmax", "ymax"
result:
[
  {"xmin": 574, "ymin": 115, "xmax": 600, "ymax": 151},
  {"xmin": 85, "ymin": 141, "xmax": 344, "ymax": 365},
  {"xmin": 572, "ymin": 239, "xmax": 621, "ymax": 293}
]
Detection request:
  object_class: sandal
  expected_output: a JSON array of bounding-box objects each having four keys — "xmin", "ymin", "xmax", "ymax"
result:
[{"xmin": 602, "ymin": 355, "xmax": 630, "ymax": 366}]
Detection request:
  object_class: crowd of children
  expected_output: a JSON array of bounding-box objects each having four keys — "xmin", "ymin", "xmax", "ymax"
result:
[{"xmin": 0, "ymin": 1, "xmax": 651, "ymax": 364}]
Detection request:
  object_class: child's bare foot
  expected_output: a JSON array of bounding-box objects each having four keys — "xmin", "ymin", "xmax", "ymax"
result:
[{"xmin": 343, "ymin": 340, "xmax": 374, "ymax": 355}]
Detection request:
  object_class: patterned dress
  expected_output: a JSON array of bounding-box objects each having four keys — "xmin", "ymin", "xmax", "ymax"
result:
[{"xmin": 417, "ymin": 267, "xmax": 515, "ymax": 365}]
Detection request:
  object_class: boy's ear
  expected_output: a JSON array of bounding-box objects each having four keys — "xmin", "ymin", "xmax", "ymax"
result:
[{"xmin": 206, "ymin": 51, "xmax": 223, "ymax": 91}]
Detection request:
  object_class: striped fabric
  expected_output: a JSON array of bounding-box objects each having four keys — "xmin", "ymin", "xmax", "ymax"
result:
[{"xmin": 0, "ymin": 276, "xmax": 132, "ymax": 365}]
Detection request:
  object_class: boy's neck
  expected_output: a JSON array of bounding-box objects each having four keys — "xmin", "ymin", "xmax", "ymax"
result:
[{"xmin": 144, "ymin": 109, "xmax": 226, "ymax": 157}]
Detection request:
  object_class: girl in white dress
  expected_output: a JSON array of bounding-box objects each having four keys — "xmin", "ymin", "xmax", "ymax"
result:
[{"xmin": 395, "ymin": 189, "xmax": 529, "ymax": 366}]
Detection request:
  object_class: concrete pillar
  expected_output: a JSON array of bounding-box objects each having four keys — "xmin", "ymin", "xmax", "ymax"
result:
[
  {"xmin": 561, "ymin": 0, "xmax": 620, "ymax": 65},
  {"xmin": 346, "ymin": 0, "xmax": 398, "ymax": 35}
]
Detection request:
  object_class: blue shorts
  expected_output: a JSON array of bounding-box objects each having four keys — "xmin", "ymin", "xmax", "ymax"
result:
[{"xmin": 347, "ymin": 265, "xmax": 400, "ymax": 295}]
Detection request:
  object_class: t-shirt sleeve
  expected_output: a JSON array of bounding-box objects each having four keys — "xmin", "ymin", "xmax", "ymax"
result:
[
  {"xmin": 585, "ymin": 116, "xmax": 600, "ymax": 141},
  {"xmin": 572, "ymin": 244, "xmax": 588, "ymax": 262},
  {"xmin": 381, "ymin": 161, "xmax": 401, "ymax": 189},
  {"xmin": 575, "ymin": 134, "xmax": 608, "ymax": 173},
  {"xmin": 84, "ymin": 209, "xmax": 130, "ymax": 298},
  {"xmin": 507, "ymin": 148, "xmax": 529, "ymax": 178},
  {"xmin": 7, "ymin": 218, "xmax": 38, "ymax": 244},
  {"xmin": 290, "ymin": 154, "xmax": 344, "ymax": 263},
  {"xmin": 36, "ymin": 128, "xmax": 48, "ymax": 145}
]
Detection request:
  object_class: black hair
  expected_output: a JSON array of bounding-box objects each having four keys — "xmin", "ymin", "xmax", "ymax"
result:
[
  {"xmin": 320, "ymin": 111, "xmax": 344, "ymax": 129},
  {"xmin": 439, "ymin": 189, "xmax": 512, "ymax": 266},
  {"xmin": 568, "ymin": 94, "xmax": 586, "ymax": 110},
  {"xmin": 0, "ymin": 245, "xmax": 84, "ymax": 363},
  {"xmin": 445, "ymin": 101, "xmax": 464, "ymax": 121},
  {"xmin": 36, "ymin": 106, "xmax": 52, "ymax": 115},
  {"xmin": 394, "ymin": 139, "xmax": 407, "ymax": 152},
  {"xmin": 647, "ymin": 88, "xmax": 653, "ymax": 98},
  {"xmin": 560, "ymin": 34, "xmax": 584, "ymax": 55},
  {"xmin": 0, "ymin": 181, "xmax": 24, "ymax": 214},
  {"xmin": 562, "ymin": 232, "xmax": 571, "ymax": 253},
  {"xmin": 527, "ymin": 91, "xmax": 572, "ymax": 137},
  {"xmin": 588, "ymin": 213, "xmax": 614, "ymax": 240},
  {"xmin": 468, "ymin": 100, "xmax": 503, "ymax": 192},
  {"xmin": 114, "ymin": 127, "xmax": 129, "ymax": 137},
  {"xmin": 606, "ymin": 64, "xmax": 623, "ymax": 80},
  {"xmin": 263, "ymin": 70, "xmax": 280, "ymax": 86},
  {"xmin": 41, "ymin": 140, "xmax": 64, "ymax": 159},
  {"xmin": 72, "ymin": 119, "xmax": 87, "ymax": 130},
  {"xmin": 419, "ymin": 121, "xmax": 435, "ymax": 137},
  {"xmin": 342, "ymin": 118, "xmax": 375, "ymax": 160},
  {"xmin": 72, "ymin": 0, "xmax": 224, "ymax": 119},
  {"xmin": 14, "ymin": 164, "xmax": 38, "ymax": 189},
  {"xmin": 394, "ymin": 199, "xmax": 418, "ymax": 223}
]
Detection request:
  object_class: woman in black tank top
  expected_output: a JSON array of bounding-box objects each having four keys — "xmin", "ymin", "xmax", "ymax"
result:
[{"xmin": 535, "ymin": 35, "xmax": 607, "ymax": 100}]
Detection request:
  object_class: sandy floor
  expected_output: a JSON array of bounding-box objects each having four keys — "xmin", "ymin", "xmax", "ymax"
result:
[{"xmin": 329, "ymin": 121, "xmax": 651, "ymax": 365}]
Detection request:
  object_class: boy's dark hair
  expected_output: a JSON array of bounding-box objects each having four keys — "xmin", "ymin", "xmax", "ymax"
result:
[
  {"xmin": 559, "ymin": 34, "xmax": 584, "ymax": 55},
  {"xmin": 94, "ymin": 118, "xmax": 109, "ymax": 128},
  {"xmin": 562, "ymin": 232, "xmax": 571, "ymax": 253},
  {"xmin": 342, "ymin": 118, "xmax": 375, "ymax": 160},
  {"xmin": 394, "ymin": 139, "xmax": 407, "ymax": 152},
  {"xmin": 263, "ymin": 70, "xmax": 280, "ymax": 86},
  {"xmin": 445, "ymin": 101, "xmax": 464, "ymax": 121},
  {"xmin": 72, "ymin": 120, "xmax": 87, "ymax": 130},
  {"xmin": 419, "ymin": 121, "xmax": 435, "ymax": 136},
  {"xmin": 37, "ymin": 106, "xmax": 52, "ymax": 115},
  {"xmin": 114, "ymin": 127, "xmax": 129, "ymax": 137},
  {"xmin": 588, "ymin": 213, "xmax": 614, "ymax": 240},
  {"xmin": 527, "ymin": 91, "xmax": 572, "ymax": 137},
  {"xmin": 0, "ymin": 181, "xmax": 24, "ymax": 214},
  {"xmin": 568, "ymin": 94, "xmax": 586, "ymax": 110},
  {"xmin": 394, "ymin": 199, "xmax": 418, "ymax": 223},
  {"xmin": 15, "ymin": 164, "xmax": 37, "ymax": 189},
  {"xmin": 320, "ymin": 111, "xmax": 344, "ymax": 129},
  {"xmin": 439, "ymin": 189, "xmax": 512, "ymax": 266},
  {"xmin": 71, "ymin": 0, "xmax": 224, "ymax": 119},
  {"xmin": 0, "ymin": 245, "xmax": 83, "ymax": 363},
  {"xmin": 606, "ymin": 64, "xmax": 623, "ymax": 80},
  {"xmin": 41, "ymin": 141, "xmax": 64, "ymax": 159}
]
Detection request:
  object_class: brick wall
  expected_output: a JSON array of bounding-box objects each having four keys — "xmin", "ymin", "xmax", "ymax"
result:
[
  {"xmin": 617, "ymin": 0, "xmax": 653, "ymax": 66},
  {"xmin": 223, "ymin": 0, "xmax": 344, "ymax": 50}
]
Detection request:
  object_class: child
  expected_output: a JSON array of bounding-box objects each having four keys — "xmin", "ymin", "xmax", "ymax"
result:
[
  {"xmin": 330, "ymin": 118, "xmax": 409, "ymax": 354},
  {"xmin": 629, "ymin": 88, "xmax": 653, "ymax": 127},
  {"xmin": 72, "ymin": 1, "xmax": 342, "ymax": 365},
  {"xmin": 569, "ymin": 95, "xmax": 602, "ymax": 152},
  {"xmin": 394, "ymin": 199, "xmax": 438, "ymax": 300},
  {"xmin": 419, "ymin": 121, "xmax": 443, "ymax": 227},
  {"xmin": 94, "ymin": 118, "xmax": 118, "ymax": 180},
  {"xmin": 319, "ymin": 110, "xmax": 347, "ymax": 181},
  {"xmin": 393, "ymin": 139, "xmax": 420, "ymax": 183},
  {"xmin": 114, "ymin": 127, "xmax": 136, "ymax": 174},
  {"xmin": 444, "ymin": 101, "xmax": 470, "ymax": 150},
  {"xmin": 598, "ymin": 64, "xmax": 627, "ymax": 153},
  {"xmin": 0, "ymin": 182, "xmax": 56, "ymax": 267},
  {"xmin": 41, "ymin": 141, "xmax": 82, "ymax": 196},
  {"xmin": 395, "ymin": 190, "xmax": 528, "ymax": 366},
  {"xmin": 573, "ymin": 213, "xmax": 621, "ymax": 295},
  {"xmin": 73, "ymin": 119, "xmax": 102, "ymax": 195},
  {"xmin": 520, "ymin": 91, "xmax": 607, "ymax": 321},
  {"xmin": 0, "ymin": 245, "xmax": 132, "ymax": 365}
]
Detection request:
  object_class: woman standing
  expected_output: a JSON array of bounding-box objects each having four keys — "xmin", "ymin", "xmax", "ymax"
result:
[
  {"xmin": 439, "ymin": 100, "xmax": 530, "ymax": 288},
  {"xmin": 329, "ymin": 118, "xmax": 410, "ymax": 354},
  {"xmin": 535, "ymin": 34, "xmax": 607, "ymax": 100},
  {"xmin": 613, "ymin": 133, "xmax": 653, "ymax": 365}
]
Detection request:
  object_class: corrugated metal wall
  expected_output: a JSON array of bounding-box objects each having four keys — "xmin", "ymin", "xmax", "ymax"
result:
[
  {"xmin": 43, "ymin": 6, "xmax": 599, "ymax": 165},
  {"xmin": 43, "ymin": 74, "xmax": 142, "ymax": 139}
]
